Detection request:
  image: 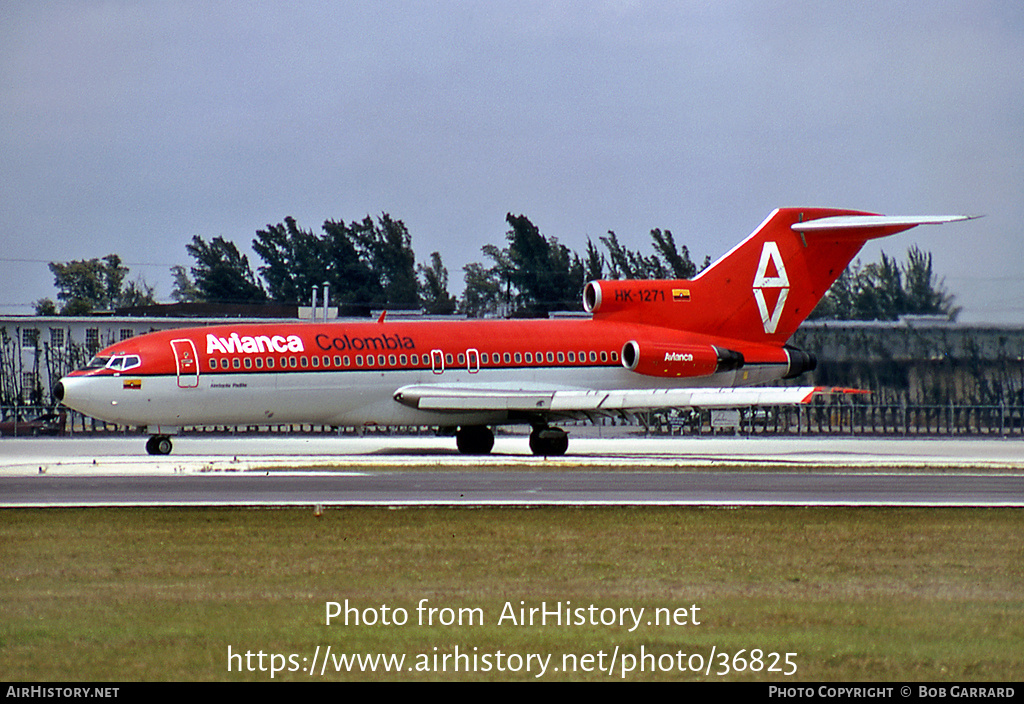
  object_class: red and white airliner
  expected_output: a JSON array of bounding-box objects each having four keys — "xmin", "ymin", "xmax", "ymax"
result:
[{"xmin": 56, "ymin": 208, "xmax": 975, "ymax": 456}]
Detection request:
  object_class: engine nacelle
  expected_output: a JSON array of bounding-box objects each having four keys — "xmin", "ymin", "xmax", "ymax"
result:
[
  {"xmin": 621, "ymin": 340, "xmax": 744, "ymax": 379},
  {"xmin": 583, "ymin": 280, "xmax": 690, "ymax": 315},
  {"xmin": 783, "ymin": 346, "xmax": 817, "ymax": 379}
]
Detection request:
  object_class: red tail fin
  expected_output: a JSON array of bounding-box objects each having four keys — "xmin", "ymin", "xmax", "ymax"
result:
[{"xmin": 584, "ymin": 208, "xmax": 974, "ymax": 343}]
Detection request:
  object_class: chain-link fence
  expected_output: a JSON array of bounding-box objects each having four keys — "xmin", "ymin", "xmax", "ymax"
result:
[
  {"xmin": 653, "ymin": 402, "xmax": 1024, "ymax": 437},
  {"xmin": 6, "ymin": 401, "xmax": 1024, "ymax": 439}
]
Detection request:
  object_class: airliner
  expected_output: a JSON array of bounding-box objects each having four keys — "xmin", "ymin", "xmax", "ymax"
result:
[{"xmin": 55, "ymin": 208, "xmax": 975, "ymax": 456}]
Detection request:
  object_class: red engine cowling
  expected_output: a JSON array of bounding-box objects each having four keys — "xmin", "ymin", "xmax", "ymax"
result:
[
  {"xmin": 583, "ymin": 280, "xmax": 689, "ymax": 316},
  {"xmin": 621, "ymin": 340, "xmax": 744, "ymax": 378}
]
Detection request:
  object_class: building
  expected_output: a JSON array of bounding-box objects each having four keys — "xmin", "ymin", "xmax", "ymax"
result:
[{"xmin": 792, "ymin": 318, "xmax": 1024, "ymax": 406}]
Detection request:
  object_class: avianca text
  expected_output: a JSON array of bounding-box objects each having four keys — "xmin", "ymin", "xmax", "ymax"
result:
[{"xmin": 207, "ymin": 332, "xmax": 304, "ymax": 355}]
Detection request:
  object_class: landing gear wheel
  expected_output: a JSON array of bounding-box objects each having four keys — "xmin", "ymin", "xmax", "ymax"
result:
[
  {"xmin": 529, "ymin": 426, "xmax": 568, "ymax": 456},
  {"xmin": 456, "ymin": 425, "xmax": 494, "ymax": 455},
  {"xmin": 146, "ymin": 435, "xmax": 173, "ymax": 456}
]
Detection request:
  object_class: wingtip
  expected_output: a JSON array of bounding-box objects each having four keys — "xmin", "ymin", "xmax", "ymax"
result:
[{"xmin": 803, "ymin": 386, "xmax": 871, "ymax": 403}]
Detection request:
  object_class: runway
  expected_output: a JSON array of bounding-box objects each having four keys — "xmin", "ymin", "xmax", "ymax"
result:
[{"xmin": 2, "ymin": 435, "xmax": 1023, "ymax": 507}]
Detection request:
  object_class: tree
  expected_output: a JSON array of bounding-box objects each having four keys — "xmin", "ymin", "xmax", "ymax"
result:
[
  {"xmin": 418, "ymin": 251, "xmax": 457, "ymax": 315},
  {"xmin": 600, "ymin": 231, "xmax": 664, "ymax": 279},
  {"xmin": 185, "ymin": 235, "xmax": 267, "ymax": 304},
  {"xmin": 459, "ymin": 261, "xmax": 505, "ymax": 318},
  {"xmin": 649, "ymin": 228, "xmax": 699, "ymax": 279},
  {"xmin": 33, "ymin": 298, "xmax": 58, "ymax": 316},
  {"xmin": 503, "ymin": 213, "xmax": 583, "ymax": 316},
  {"xmin": 120, "ymin": 279, "xmax": 157, "ymax": 308},
  {"xmin": 252, "ymin": 217, "xmax": 329, "ymax": 304},
  {"xmin": 371, "ymin": 214, "xmax": 419, "ymax": 309},
  {"xmin": 810, "ymin": 247, "xmax": 960, "ymax": 321},
  {"xmin": 583, "ymin": 238, "xmax": 606, "ymax": 281},
  {"xmin": 598, "ymin": 228, "xmax": 705, "ymax": 280},
  {"xmin": 318, "ymin": 214, "xmax": 418, "ymax": 310},
  {"xmin": 903, "ymin": 245, "xmax": 960, "ymax": 318},
  {"xmin": 169, "ymin": 265, "xmax": 202, "ymax": 303},
  {"xmin": 47, "ymin": 254, "xmax": 154, "ymax": 314}
]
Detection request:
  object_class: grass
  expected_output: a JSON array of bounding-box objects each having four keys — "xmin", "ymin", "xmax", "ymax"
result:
[{"xmin": 1, "ymin": 506, "xmax": 1022, "ymax": 681}]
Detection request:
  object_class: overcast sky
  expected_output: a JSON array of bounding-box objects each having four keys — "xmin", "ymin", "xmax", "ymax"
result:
[{"xmin": 2, "ymin": 1, "xmax": 1021, "ymax": 321}]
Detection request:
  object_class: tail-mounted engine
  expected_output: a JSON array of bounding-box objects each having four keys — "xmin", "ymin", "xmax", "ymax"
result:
[
  {"xmin": 621, "ymin": 340, "xmax": 744, "ymax": 379},
  {"xmin": 584, "ymin": 280, "xmax": 689, "ymax": 317},
  {"xmin": 783, "ymin": 346, "xmax": 817, "ymax": 379}
]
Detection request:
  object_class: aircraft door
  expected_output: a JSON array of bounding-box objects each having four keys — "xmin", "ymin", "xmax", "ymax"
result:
[
  {"xmin": 171, "ymin": 339, "xmax": 200, "ymax": 388},
  {"xmin": 466, "ymin": 348, "xmax": 480, "ymax": 373},
  {"xmin": 431, "ymin": 349, "xmax": 444, "ymax": 375}
]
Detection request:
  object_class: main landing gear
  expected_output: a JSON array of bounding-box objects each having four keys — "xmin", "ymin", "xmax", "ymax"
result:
[
  {"xmin": 454, "ymin": 424, "xmax": 569, "ymax": 456},
  {"xmin": 146, "ymin": 435, "xmax": 173, "ymax": 456},
  {"xmin": 456, "ymin": 425, "xmax": 494, "ymax": 455},
  {"xmin": 529, "ymin": 425, "xmax": 569, "ymax": 456}
]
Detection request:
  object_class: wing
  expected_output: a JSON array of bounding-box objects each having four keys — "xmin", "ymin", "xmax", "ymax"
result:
[{"xmin": 394, "ymin": 383, "xmax": 860, "ymax": 420}]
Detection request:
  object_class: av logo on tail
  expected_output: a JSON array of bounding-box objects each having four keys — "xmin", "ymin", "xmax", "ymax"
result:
[{"xmin": 753, "ymin": 241, "xmax": 789, "ymax": 334}]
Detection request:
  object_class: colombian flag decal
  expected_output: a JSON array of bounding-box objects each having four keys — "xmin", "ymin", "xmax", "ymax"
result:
[
  {"xmin": 123, "ymin": 379, "xmax": 142, "ymax": 390},
  {"xmin": 672, "ymin": 288, "xmax": 691, "ymax": 302}
]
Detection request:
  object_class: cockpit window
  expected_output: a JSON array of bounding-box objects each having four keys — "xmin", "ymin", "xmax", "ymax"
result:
[
  {"xmin": 105, "ymin": 355, "xmax": 142, "ymax": 372},
  {"xmin": 85, "ymin": 356, "xmax": 111, "ymax": 369}
]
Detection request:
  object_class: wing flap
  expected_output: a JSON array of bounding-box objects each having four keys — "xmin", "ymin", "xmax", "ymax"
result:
[{"xmin": 394, "ymin": 384, "xmax": 854, "ymax": 414}]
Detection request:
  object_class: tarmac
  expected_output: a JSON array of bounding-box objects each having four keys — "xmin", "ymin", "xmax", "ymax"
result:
[{"xmin": 2, "ymin": 434, "xmax": 1024, "ymax": 476}]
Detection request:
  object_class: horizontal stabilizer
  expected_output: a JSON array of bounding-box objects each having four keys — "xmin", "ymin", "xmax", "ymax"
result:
[{"xmin": 792, "ymin": 214, "xmax": 980, "ymax": 232}]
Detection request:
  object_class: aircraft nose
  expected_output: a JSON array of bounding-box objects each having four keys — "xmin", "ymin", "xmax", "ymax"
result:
[{"xmin": 55, "ymin": 376, "xmax": 97, "ymax": 417}]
